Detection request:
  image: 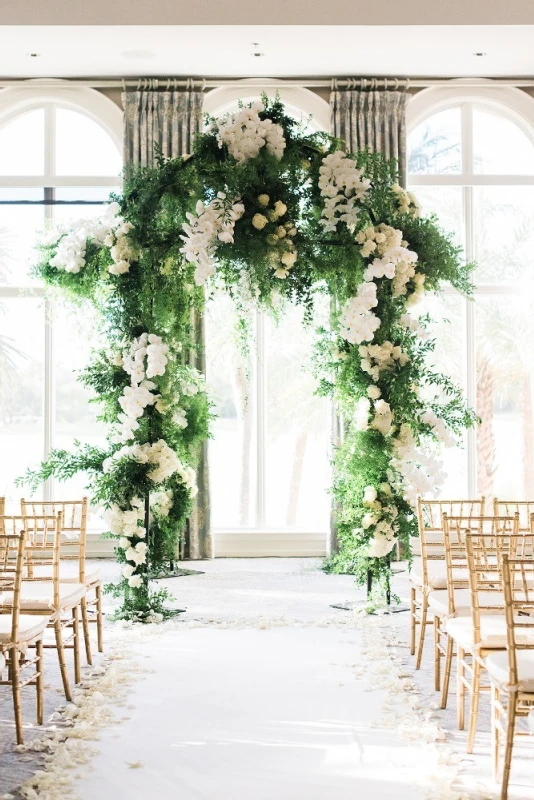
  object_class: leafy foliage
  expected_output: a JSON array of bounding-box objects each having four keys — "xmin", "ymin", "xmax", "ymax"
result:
[{"xmin": 19, "ymin": 96, "xmax": 477, "ymax": 614}]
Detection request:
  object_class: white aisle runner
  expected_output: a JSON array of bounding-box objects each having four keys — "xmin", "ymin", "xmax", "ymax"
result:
[{"xmin": 73, "ymin": 625, "xmax": 427, "ymax": 800}]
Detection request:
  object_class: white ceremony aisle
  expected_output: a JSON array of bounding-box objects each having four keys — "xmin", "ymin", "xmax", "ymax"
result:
[{"xmin": 68, "ymin": 560, "xmax": 463, "ymax": 800}]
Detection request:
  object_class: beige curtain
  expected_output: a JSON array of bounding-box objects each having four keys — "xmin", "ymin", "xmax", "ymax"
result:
[
  {"xmin": 328, "ymin": 78, "xmax": 408, "ymax": 556},
  {"xmin": 123, "ymin": 79, "xmax": 204, "ymax": 168},
  {"xmin": 330, "ymin": 78, "xmax": 408, "ymax": 184},
  {"xmin": 122, "ymin": 80, "xmax": 213, "ymax": 560}
]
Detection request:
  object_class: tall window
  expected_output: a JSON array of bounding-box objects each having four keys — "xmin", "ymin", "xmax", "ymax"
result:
[
  {"xmin": 407, "ymin": 87, "xmax": 534, "ymax": 499},
  {"xmin": 204, "ymin": 87, "xmax": 332, "ymax": 534},
  {"xmin": 0, "ymin": 88, "xmax": 122, "ymax": 506}
]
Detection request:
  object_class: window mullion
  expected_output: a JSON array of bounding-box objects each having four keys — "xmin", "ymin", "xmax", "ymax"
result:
[
  {"xmin": 43, "ymin": 186, "xmax": 55, "ymax": 501},
  {"xmin": 256, "ymin": 311, "xmax": 266, "ymax": 529}
]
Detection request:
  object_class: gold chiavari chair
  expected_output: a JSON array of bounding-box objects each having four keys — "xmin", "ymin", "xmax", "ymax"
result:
[
  {"xmin": 410, "ymin": 497, "xmax": 485, "ymax": 684},
  {"xmin": 0, "ymin": 522, "xmax": 48, "ymax": 744},
  {"xmin": 487, "ymin": 556, "xmax": 534, "ymax": 800},
  {"xmin": 6, "ymin": 512, "xmax": 87, "ymax": 701},
  {"xmin": 21, "ymin": 497, "xmax": 102, "ymax": 664},
  {"xmin": 494, "ymin": 501, "xmax": 534, "ymax": 556},
  {"xmin": 447, "ymin": 524, "xmax": 533, "ymax": 753},
  {"xmin": 430, "ymin": 513, "xmax": 511, "ymax": 709}
]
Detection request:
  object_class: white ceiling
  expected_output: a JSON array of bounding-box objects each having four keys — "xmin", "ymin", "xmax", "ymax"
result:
[{"xmin": 0, "ymin": 26, "xmax": 533, "ymax": 78}]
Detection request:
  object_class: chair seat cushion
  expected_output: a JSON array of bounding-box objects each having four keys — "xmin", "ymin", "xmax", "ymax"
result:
[
  {"xmin": 428, "ymin": 589, "xmax": 504, "ymax": 618},
  {"xmin": 486, "ymin": 651, "xmax": 534, "ymax": 692},
  {"xmin": 410, "ymin": 559, "xmax": 468, "ymax": 590},
  {"xmin": 31, "ymin": 565, "xmax": 101, "ymax": 586},
  {"xmin": 445, "ymin": 615, "xmax": 534, "ymax": 651},
  {"xmin": 0, "ymin": 614, "xmax": 48, "ymax": 645},
  {"xmin": 61, "ymin": 567, "xmax": 101, "ymax": 586},
  {"xmin": 0, "ymin": 581, "xmax": 86, "ymax": 611}
]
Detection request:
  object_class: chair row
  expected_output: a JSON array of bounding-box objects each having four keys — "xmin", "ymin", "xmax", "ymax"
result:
[
  {"xmin": 409, "ymin": 498, "xmax": 534, "ymax": 800},
  {"xmin": 0, "ymin": 498, "xmax": 103, "ymax": 744}
]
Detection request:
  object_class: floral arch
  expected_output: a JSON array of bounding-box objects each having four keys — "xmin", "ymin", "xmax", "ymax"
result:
[{"xmin": 22, "ymin": 97, "xmax": 477, "ymax": 620}]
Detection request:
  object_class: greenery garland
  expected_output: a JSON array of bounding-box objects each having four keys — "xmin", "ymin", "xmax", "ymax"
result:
[{"xmin": 19, "ymin": 97, "xmax": 477, "ymax": 619}]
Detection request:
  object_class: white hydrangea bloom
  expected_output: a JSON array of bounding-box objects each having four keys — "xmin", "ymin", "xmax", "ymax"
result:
[{"xmin": 215, "ymin": 102, "xmax": 286, "ymax": 163}]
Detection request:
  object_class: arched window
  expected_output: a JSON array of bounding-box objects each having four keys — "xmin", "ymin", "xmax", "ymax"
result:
[
  {"xmin": 407, "ymin": 84, "xmax": 534, "ymax": 499},
  {"xmin": 0, "ymin": 85, "xmax": 122, "ymax": 507},
  {"xmin": 203, "ymin": 83, "xmax": 331, "ymax": 555}
]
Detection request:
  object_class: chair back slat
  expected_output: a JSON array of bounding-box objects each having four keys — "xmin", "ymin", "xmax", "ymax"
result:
[
  {"xmin": 494, "ymin": 499, "xmax": 534, "ymax": 536},
  {"xmin": 501, "ymin": 556, "xmax": 534, "ymax": 689},
  {"xmin": 416, "ymin": 498, "xmax": 485, "ymax": 584},
  {"xmin": 21, "ymin": 498, "xmax": 88, "ymax": 582},
  {"xmin": 0, "ymin": 527, "xmax": 27, "ymax": 643}
]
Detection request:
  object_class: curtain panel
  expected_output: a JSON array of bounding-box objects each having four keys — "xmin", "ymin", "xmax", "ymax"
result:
[
  {"xmin": 123, "ymin": 80, "xmax": 204, "ymax": 168},
  {"xmin": 330, "ymin": 78, "xmax": 408, "ymax": 185},
  {"xmin": 122, "ymin": 80, "xmax": 213, "ymax": 560},
  {"xmin": 328, "ymin": 78, "xmax": 408, "ymax": 556}
]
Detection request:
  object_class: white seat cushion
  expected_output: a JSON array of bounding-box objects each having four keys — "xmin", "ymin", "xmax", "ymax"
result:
[
  {"xmin": 428, "ymin": 589, "xmax": 504, "ymax": 618},
  {"xmin": 60, "ymin": 567, "xmax": 101, "ymax": 586},
  {"xmin": 0, "ymin": 614, "xmax": 48, "ymax": 645},
  {"xmin": 486, "ymin": 650, "xmax": 534, "ymax": 692},
  {"xmin": 446, "ymin": 615, "xmax": 534, "ymax": 651},
  {"xmin": 31, "ymin": 565, "xmax": 101, "ymax": 586},
  {"xmin": 0, "ymin": 581, "xmax": 86, "ymax": 612},
  {"xmin": 410, "ymin": 559, "xmax": 468, "ymax": 590}
]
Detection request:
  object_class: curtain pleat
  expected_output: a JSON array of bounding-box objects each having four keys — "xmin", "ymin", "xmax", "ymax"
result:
[
  {"xmin": 330, "ymin": 80, "xmax": 407, "ymax": 185},
  {"xmin": 122, "ymin": 83, "xmax": 213, "ymax": 561},
  {"xmin": 123, "ymin": 86, "xmax": 204, "ymax": 167}
]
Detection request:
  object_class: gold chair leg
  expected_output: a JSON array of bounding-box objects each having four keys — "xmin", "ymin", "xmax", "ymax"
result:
[
  {"xmin": 409, "ymin": 586, "xmax": 416, "ymax": 656},
  {"xmin": 440, "ymin": 633, "xmax": 453, "ymax": 709},
  {"xmin": 11, "ymin": 648, "xmax": 23, "ymax": 746},
  {"xmin": 501, "ymin": 691, "xmax": 517, "ymax": 800},
  {"xmin": 415, "ymin": 593, "xmax": 428, "ymax": 670},
  {"xmin": 72, "ymin": 606, "xmax": 81, "ymax": 685},
  {"xmin": 467, "ymin": 657, "xmax": 482, "ymax": 754},
  {"xmin": 96, "ymin": 583, "xmax": 103, "ymax": 652},
  {"xmin": 36, "ymin": 638, "xmax": 44, "ymax": 725},
  {"xmin": 54, "ymin": 618, "xmax": 72, "ymax": 701},
  {"xmin": 80, "ymin": 596, "xmax": 93, "ymax": 666},
  {"xmin": 491, "ymin": 683, "xmax": 500, "ymax": 783},
  {"xmin": 457, "ymin": 646, "xmax": 465, "ymax": 730},
  {"xmin": 433, "ymin": 615, "xmax": 441, "ymax": 691}
]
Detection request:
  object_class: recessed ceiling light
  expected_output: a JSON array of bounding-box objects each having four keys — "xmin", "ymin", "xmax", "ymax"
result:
[
  {"xmin": 252, "ymin": 52, "xmax": 265, "ymax": 57},
  {"xmin": 120, "ymin": 50, "xmax": 156, "ymax": 60},
  {"xmin": 27, "ymin": 53, "xmax": 41, "ymax": 58},
  {"xmin": 473, "ymin": 52, "xmax": 487, "ymax": 57}
]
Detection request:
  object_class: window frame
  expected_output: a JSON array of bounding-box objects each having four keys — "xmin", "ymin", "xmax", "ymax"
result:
[
  {"xmin": 0, "ymin": 85, "xmax": 122, "ymax": 506},
  {"xmin": 204, "ymin": 83, "xmax": 332, "ymax": 552},
  {"xmin": 407, "ymin": 82, "xmax": 534, "ymax": 497}
]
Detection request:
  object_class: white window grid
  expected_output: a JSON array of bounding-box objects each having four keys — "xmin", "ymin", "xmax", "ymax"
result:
[
  {"xmin": 408, "ymin": 94, "xmax": 534, "ymax": 496},
  {"xmin": 0, "ymin": 96, "xmax": 121, "ymax": 501}
]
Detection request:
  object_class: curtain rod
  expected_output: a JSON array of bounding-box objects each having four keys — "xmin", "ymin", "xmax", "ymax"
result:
[{"xmin": 1, "ymin": 77, "xmax": 534, "ymax": 89}]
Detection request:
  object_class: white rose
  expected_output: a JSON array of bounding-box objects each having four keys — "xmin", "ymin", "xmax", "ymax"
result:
[
  {"xmin": 363, "ymin": 486, "xmax": 377, "ymax": 505},
  {"xmin": 367, "ymin": 385, "xmax": 381, "ymax": 400}
]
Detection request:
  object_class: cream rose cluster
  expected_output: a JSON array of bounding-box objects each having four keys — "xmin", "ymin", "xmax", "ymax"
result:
[
  {"xmin": 358, "ymin": 484, "xmax": 398, "ymax": 558},
  {"xmin": 180, "ymin": 192, "xmax": 245, "ymax": 285},
  {"xmin": 318, "ymin": 151, "xmax": 371, "ymax": 233},
  {"xmin": 103, "ymin": 439, "xmax": 198, "ymax": 494},
  {"xmin": 359, "ymin": 341, "xmax": 409, "ymax": 382},
  {"xmin": 216, "ymin": 102, "xmax": 286, "ymax": 164}
]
